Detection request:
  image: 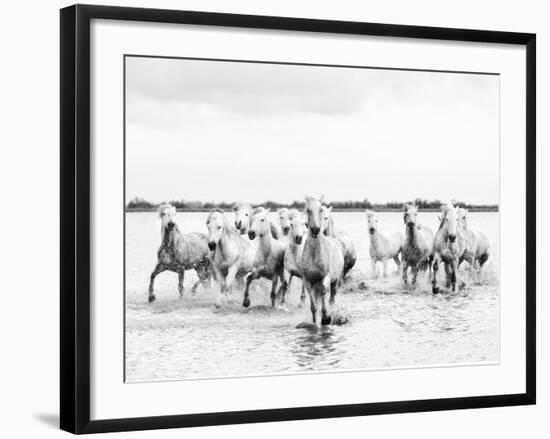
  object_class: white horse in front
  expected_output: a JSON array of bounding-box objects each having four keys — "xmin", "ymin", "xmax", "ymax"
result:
[
  {"xmin": 242, "ymin": 207, "xmax": 287, "ymax": 308},
  {"xmin": 206, "ymin": 209, "xmax": 256, "ymax": 301}
]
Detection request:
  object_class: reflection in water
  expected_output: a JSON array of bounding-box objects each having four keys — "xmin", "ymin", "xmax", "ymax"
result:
[
  {"xmin": 291, "ymin": 326, "xmax": 346, "ymax": 371},
  {"xmin": 125, "ymin": 212, "xmax": 499, "ymax": 382}
]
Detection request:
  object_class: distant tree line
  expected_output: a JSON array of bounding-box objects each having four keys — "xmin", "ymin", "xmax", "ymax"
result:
[{"xmin": 126, "ymin": 197, "xmax": 498, "ymax": 211}]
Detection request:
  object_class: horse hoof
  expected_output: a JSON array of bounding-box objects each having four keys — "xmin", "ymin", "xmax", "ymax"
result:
[
  {"xmin": 148, "ymin": 295, "xmax": 156, "ymax": 303},
  {"xmin": 321, "ymin": 315, "xmax": 332, "ymax": 326},
  {"xmin": 432, "ymin": 286, "xmax": 440, "ymax": 295},
  {"xmin": 242, "ymin": 297, "xmax": 251, "ymax": 308}
]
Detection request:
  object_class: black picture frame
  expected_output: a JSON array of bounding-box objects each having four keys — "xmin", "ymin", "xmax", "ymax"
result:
[{"xmin": 60, "ymin": 4, "xmax": 536, "ymax": 434}]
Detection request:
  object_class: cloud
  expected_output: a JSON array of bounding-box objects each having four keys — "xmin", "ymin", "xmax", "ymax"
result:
[
  {"xmin": 125, "ymin": 56, "xmax": 499, "ymax": 204},
  {"xmin": 126, "ymin": 56, "xmax": 498, "ymax": 119}
]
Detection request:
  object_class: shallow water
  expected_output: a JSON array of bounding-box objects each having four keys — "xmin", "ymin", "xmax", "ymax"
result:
[{"xmin": 125, "ymin": 211, "xmax": 499, "ymax": 382}]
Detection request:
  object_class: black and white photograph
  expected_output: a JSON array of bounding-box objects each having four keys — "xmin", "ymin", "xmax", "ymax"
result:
[{"xmin": 124, "ymin": 56, "xmax": 500, "ymax": 383}]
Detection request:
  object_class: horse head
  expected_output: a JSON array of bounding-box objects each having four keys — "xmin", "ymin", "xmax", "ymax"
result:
[
  {"xmin": 304, "ymin": 196, "xmax": 323, "ymax": 238},
  {"xmin": 366, "ymin": 209, "xmax": 378, "ymax": 235},
  {"xmin": 320, "ymin": 205, "xmax": 334, "ymax": 236},
  {"xmin": 233, "ymin": 203, "xmax": 252, "ymax": 234},
  {"xmin": 289, "ymin": 209, "xmax": 307, "ymax": 245},
  {"xmin": 457, "ymin": 208, "xmax": 468, "ymax": 229},
  {"xmin": 439, "ymin": 204, "xmax": 458, "ymax": 243},
  {"xmin": 403, "ymin": 204, "xmax": 418, "ymax": 233},
  {"xmin": 248, "ymin": 207, "xmax": 270, "ymax": 240},
  {"xmin": 206, "ymin": 209, "xmax": 225, "ymax": 251},
  {"xmin": 277, "ymin": 208, "xmax": 291, "ymax": 235}
]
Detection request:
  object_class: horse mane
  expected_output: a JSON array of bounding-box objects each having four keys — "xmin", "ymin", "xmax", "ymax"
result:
[
  {"xmin": 206, "ymin": 208, "xmax": 224, "ymax": 224},
  {"xmin": 251, "ymin": 206, "xmax": 266, "ymax": 217},
  {"xmin": 365, "ymin": 209, "xmax": 376, "ymax": 219},
  {"xmin": 157, "ymin": 203, "xmax": 175, "ymax": 218}
]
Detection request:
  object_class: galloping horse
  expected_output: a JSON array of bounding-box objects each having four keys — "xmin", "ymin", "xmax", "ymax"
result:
[
  {"xmin": 242, "ymin": 207, "xmax": 287, "ymax": 308},
  {"xmin": 401, "ymin": 204, "xmax": 434, "ymax": 287},
  {"xmin": 432, "ymin": 204, "xmax": 467, "ymax": 294},
  {"xmin": 366, "ymin": 210, "xmax": 404, "ymax": 277},
  {"xmin": 321, "ymin": 205, "xmax": 357, "ymax": 280},
  {"xmin": 148, "ymin": 204, "xmax": 212, "ymax": 303},
  {"xmin": 298, "ymin": 196, "xmax": 344, "ymax": 325},
  {"xmin": 457, "ymin": 208, "xmax": 490, "ymax": 273},
  {"xmin": 277, "ymin": 209, "xmax": 307, "ymax": 305},
  {"xmin": 206, "ymin": 209, "xmax": 256, "ymax": 300}
]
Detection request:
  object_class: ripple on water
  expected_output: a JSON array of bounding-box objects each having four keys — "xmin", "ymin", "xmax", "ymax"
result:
[{"xmin": 125, "ymin": 212, "xmax": 499, "ymax": 382}]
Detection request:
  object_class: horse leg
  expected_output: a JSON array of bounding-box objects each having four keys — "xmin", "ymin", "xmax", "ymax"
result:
[
  {"xmin": 478, "ymin": 253, "xmax": 489, "ymax": 279},
  {"xmin": 383, "ymin": 259, "xmax": 388, "ymax": 278},
  {"xmin": 320, "ymin": 275, "xmax": 332, "ymax": 325},
  {"xmin": 432, "ymin": 256, "xmax": 440, "ymax": 294},
  {"xmin": 451, "ymin": 259, "xmax": 458, "ymax": 292},
  {"xmin": 299, "ymin": 281, "xmax": 306, "ymax": 305},
  {"xmin": 242, "ymin": 270, "xmax": 258, "ymax": 308},
  {"xmin": 304, "ymin": 280, "xmax": 316, "ymax": 323},
  {"xmin": 371, "ymin": 259, "xmax": 378, "ymax": 278},
  {"xmin": 443, "ymin": 262, "xmax": 451, "ymax": 288},
  {"xmin": 270, "ymin": 275, "xmax": 279, "ymax": 307},
  {"xmin": 194, "ymin": 267, "xmax": 207, "ymax": 294},
  {"xmin": 329, "ymin": 279, "xmax": 337, "ymax": 305},
  {"xmin": 148, "ymin": 263, "xmax": 167, "ymax": 303},
  {"xmin": 277, "ymin": 272, "xmax": 291, "ymax": 304},
  {"xmin": 393, "ymin": 255, "xmax": 401, "ymax": 275},
  {"xmin": 402, "ymin": 260, "xmax": 409, "ymax": 286},
  {"xmin": 223, "ymin": 264, "xmax": 239, "ymax": 302},
  {"xmin": 177, "ymin": 269, "xmax": 185, "ymax": 298},
  {"xmin": 411, "ymin": 263, "xmax": 419, "ymax": 287}
]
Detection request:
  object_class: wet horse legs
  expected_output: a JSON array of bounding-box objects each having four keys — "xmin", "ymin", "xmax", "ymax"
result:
[
  {"xmin": 148, "ymin": 263, "xmax": 167, "ymax": 303},
  {"xmin": 320, "ymin": 275, "xmax": 332, "ymax": 325}
]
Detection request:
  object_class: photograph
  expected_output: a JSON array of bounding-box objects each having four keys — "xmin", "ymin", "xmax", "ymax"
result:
[{"xmin": 124, "ymin": 55, "xmax": 500, "ymax": 383}]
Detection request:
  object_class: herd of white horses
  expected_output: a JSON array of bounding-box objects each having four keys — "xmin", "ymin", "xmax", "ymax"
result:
[{"xmin": 148, "ymin": 196, "xmax": 490, "ymax": 325}]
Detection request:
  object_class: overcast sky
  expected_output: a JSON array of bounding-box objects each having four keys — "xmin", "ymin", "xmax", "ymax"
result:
[{"xmin": 125, "ymin": 56, "xmax": 499, "ymax": 205}]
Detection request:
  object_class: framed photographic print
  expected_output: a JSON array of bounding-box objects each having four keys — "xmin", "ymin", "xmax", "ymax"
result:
[{"xmin": 60, "ymin": 4, "xmax": 536, "ymax": 434}]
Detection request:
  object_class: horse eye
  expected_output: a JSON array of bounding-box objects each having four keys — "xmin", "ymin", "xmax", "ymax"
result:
[
  {"xmin": 245, "ymin": 213, "xmax": 248, "ymax": 216},
  {"xmin": 217, "ymin": 226, "xmax": 221, "ymax": 230}
]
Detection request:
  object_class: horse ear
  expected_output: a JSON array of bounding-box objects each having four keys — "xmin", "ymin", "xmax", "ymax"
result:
[
  {"xmin": 437, "ymin": 215, "xmax": 441, "ymax": 222},
  {"xmin": 327, "ymin": 205, "xmax": 333, "ymax": 212},
  {"xmin": 265, "ymin": 207, "xmax": 271, "ymax": 214},
  {"xmin": 319, "ymin": 194, "xmax": 325, "ymax": 204}
]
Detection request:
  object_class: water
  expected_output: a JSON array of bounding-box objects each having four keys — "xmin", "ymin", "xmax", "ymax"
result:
[{"xmin": 125, "ymin": 211, "xmax": 499, "ymax": 382}]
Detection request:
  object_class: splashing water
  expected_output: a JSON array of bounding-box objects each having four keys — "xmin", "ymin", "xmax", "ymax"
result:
[{"xmin": 125, "ymin": 211, "xmax": 499, "ymax": 382}]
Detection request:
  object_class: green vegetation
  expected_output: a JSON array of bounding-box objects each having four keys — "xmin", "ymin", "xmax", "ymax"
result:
[{"xmin": 126, "ymin": 197, "xmax": 498, "ymax": 212}]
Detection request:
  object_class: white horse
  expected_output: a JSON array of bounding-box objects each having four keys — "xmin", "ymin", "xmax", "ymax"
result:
[
  {"xmin": 298, "ymin": 196, "xmax": 344, "ymax": 325},
  {"xmin": 401, "ymin": 204, "xmax": 434, "ymax": 287},
  {"xmin": 277, "ymin": 209, "xmax": 307, "ymax": 305},
  {"xmin": 148, "ymin": 204, "xmax": 212, "ymax": 303},
  {"xmin": 457, "ymin": 208, "xmax": 490, "ymax": 274},
  {"xmin": 206, "ymin": 209, "xmax": 256, "ymax": 300},
  {"xmin": 277, "ymin": 207, "xmax": 292, "ymax": 239},
  {"xmin": 242, "ymin": 207, "xmax": 287, "ymax": 308},
  {"xmin": 321, "ymin": 205, "xmax": 357, "ymax": 280},
  {"xmin": 432, "ymin": 204, "xmax": 467, "ymax": 294},
  {"xmin": 366, "ymin": 210, "xmax": 404, "ymax": 278}
]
